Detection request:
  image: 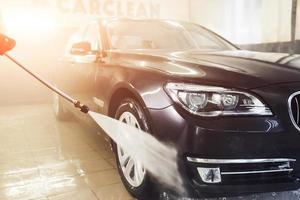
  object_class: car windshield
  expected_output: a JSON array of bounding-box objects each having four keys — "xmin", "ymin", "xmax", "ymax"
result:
[{"xmin": 106, "ymin": 20, "xmax": 237, "ymax": 51}]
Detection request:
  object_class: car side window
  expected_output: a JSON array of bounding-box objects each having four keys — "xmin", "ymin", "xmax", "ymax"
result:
[
  {"xmin": 65, "ymin": 27, "xmax": 85, "ymax": 56},
  {"xmin": 83, "ymin": 22, "xmax": 101, "ymax": 52}
]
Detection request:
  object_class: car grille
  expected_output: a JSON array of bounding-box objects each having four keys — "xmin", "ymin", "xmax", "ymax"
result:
[
  {"xmin": 288, "ymin": 92, "xmax": 300, "ymax": 131},
  {"xmin": 186, "ymin": 157, "xmax": 297, "ymax": 185}
]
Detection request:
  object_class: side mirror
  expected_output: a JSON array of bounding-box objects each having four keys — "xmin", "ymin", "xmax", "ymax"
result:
[{"xmin": 70, "ymin": 41, "xmax": 92, "ymax": 55}]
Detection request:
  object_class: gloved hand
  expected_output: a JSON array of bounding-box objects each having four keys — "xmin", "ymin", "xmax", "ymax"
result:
[{"xmin": 0, "ymin": 34, "xmax": 16, "ymax": 55}]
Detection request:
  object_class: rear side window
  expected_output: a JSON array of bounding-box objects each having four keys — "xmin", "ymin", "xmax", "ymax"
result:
[
  {"xmin": 83, "ymin": 22, "xmax": 101, "ymax": 51},
  {"xmin": 65, "ymin": 21, "xmax": 101, "ymax": 55},
  {"xmin": 65, "ymin": 27, "xmax": 84, "ymax": 55}
]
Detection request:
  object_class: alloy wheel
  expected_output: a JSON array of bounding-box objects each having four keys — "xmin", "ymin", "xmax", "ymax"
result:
[{"xmin": 117, "ymin": 111, "xmax": 146, "ymax": 187}]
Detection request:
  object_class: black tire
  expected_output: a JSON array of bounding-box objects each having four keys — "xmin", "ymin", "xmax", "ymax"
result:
[
  {"xmin": 113, "ymin": 98, "xmax": 157, "ymax": 199},
  {"xmin": 53, "ymin": 92, "xmax": 70, "ymax": 121}
]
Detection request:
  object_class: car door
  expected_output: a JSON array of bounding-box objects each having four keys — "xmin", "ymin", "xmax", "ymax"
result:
[
  {"xmin": 55, "ymin": 21, "xmax": 103, "ymax": 122},
  {"xmin": 57, "ymin": 21, "xmax": 109, "ymax": 120},
  {"xmin": 54, "ymin": 27, "xmax": 87, "ymax": 112},
  {"xmin": 72, "ymin": 21, "xmax": 102, "ymax": 114}
]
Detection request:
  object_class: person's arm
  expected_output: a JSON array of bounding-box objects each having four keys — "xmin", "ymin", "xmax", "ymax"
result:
[{"xmin": 0, "ymin": 33, "xmax": 15, "ymax": 55}]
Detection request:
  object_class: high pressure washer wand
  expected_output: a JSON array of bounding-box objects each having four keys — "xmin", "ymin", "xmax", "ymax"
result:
[{"xmin": 0, "ymin": 33, "xmax": 89, "ymax": 114}]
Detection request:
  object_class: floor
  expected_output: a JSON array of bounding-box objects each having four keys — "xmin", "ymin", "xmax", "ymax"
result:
[
  {"xmin": 0, "ymin": 104, "xmax": 132, "ymax": 200},
  {"xmin": 1, "ymin": 104, "xmax": 300, "ymax": 200}
]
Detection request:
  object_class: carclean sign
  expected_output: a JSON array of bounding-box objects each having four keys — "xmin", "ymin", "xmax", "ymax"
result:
[
  {"xmin": 56, "ymin": 0, "xmax": 160, "ymax": 18},
  {"xmin": 0, "ymin": 0, "xmax": 189, "ymax": 28}
]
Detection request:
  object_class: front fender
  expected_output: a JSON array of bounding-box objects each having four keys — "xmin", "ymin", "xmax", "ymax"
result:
[{"xmin": 107, "ymin": 77, "xmax": 173, "ymax": 111}]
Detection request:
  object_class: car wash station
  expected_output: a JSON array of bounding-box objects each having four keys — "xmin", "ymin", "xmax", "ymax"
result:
[{"xmin": 1, "ymin": 0, "xmax": 300, "ymax": 200}]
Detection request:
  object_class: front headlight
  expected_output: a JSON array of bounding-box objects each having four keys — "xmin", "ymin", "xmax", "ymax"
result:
[{"xmin": 165, "ymin": 83, "xmax": 273, "ymax": 117}]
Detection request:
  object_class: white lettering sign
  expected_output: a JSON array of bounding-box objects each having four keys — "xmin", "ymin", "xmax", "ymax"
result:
[{"xmin": 55, "ymin": 0, "xmax": 160, "ymax": 18}]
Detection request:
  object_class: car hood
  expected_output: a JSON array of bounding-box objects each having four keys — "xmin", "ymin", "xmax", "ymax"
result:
[{"xmin": 111, "ymin": 49, "xmax": 300, "ymax": 89}]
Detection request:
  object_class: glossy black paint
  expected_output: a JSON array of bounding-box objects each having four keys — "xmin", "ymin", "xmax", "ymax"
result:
[{"xmin": 54, "ymin": 19, "xmax": 300, "ymax": 197}]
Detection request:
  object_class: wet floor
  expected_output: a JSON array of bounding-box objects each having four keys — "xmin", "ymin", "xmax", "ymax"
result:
[
  {"xmin": 0, "ymin": 103, "xmax": 300, "ymax": 200},
  {"xmin": 0, "ymin": 104, "xmax": 132, "ymax": 200}
]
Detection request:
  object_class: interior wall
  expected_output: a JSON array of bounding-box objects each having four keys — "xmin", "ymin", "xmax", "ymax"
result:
[
  {"xmin": 295, "ymin": 0, "xmax": 300, "ymax": 39},
  {"xmin": 189, "ymin": 0, "xmax": 293, "ymax": 45}
]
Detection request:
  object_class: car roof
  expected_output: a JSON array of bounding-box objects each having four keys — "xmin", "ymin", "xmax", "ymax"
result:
[{"xmin": 95, "ymin": 17, "xmax": 189, "ymax": 25}]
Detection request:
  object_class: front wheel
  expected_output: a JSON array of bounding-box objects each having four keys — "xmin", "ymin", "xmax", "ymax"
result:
[{"xmin": 113, "ymin": 98, "xmax": 157, "ymax": 199}]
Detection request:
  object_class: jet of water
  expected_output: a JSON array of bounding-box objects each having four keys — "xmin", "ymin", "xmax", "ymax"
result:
[{"xmin": 88, "ymin": 111, "xmax": 186, "ymax": 195}]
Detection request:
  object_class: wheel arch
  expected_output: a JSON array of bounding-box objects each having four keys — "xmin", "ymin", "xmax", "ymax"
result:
[{"xmin": 107, "ymin": 84, "xmax": 147, "ymax": 118}]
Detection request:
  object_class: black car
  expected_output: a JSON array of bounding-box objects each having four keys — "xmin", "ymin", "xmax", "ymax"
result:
[{"xmin": 53, "ymin": 19, "xmax": 300, "ymax": 198}]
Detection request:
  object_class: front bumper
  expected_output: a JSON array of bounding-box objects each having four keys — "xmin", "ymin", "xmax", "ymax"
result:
[
  {"xmin": 184, "ymin": 157, "xmax": 300, "ymax": 197},
  {"xmin": 147, "ymin": 102, "xmax": 300, "ymax": 197},
  {"xmin": 188, "ymin": 180, "xmax": 300, "ymax": 197}
]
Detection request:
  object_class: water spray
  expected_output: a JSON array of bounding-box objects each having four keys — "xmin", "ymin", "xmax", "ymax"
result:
[{"xmin": 0, "ymin": 33, "xmax": 186, "ymax": 197}]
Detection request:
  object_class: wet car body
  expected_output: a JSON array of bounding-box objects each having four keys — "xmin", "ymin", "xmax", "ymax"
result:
[{"xmin": 54, "ymin": 19, "xmax": 300, "ymax": 197}]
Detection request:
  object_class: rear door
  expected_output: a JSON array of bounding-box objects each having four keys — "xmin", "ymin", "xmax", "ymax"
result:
[
  {"xmin": 56, "ymin": 21, "xmax": 102, "ymax": 120},
  {"xmin": 73, "ymin": 21, "xmax": 102, "ymax": 113}
]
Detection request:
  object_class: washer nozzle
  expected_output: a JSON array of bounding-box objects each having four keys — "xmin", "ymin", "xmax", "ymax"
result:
[{"xmin": 74, "ymin": 101, "xmax": 90, "ymax": 114}]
